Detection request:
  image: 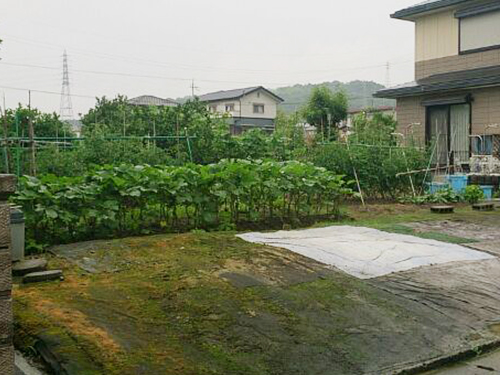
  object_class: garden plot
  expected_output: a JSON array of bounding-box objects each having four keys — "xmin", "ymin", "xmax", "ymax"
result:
[{"xmin": 238, "ymin": 226, "xmax": 495, "ymax": 279}]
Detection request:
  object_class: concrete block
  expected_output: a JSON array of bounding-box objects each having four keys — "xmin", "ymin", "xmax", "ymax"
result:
[
  {"xmin": 23, "ymin": 270, "xmax": 63, "ymax": 284},
  {"xmin": 12, "ymin": 259, "xmax": 48, "ymax": 277}
]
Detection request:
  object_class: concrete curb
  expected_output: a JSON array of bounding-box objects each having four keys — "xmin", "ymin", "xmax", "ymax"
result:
[{"xmin": 384, "ymin": 339, "xmax": 500, "ymax": 375}]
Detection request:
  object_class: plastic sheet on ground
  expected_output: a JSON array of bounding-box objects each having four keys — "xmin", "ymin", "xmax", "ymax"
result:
[{"xmin": 237, "ymin": 226, "xmax": 495, "ymax": 279}]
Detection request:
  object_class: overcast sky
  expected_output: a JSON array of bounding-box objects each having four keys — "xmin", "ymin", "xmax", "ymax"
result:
[{"xmin": 0, "ymin": 0, "xmax": 418, "ymax": 116}]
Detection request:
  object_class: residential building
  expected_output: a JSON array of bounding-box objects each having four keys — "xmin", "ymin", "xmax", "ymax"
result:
[
  {"xmin": 127, "ymin": 95, "xmax": 179, "ymax": 107},
  {"xmin": 375, "ymin": 0, "xmax": 500, "ymax": 167},
  {"xmin": 198, "ymin": 86, "xmax": 284, "ymax": 134}
]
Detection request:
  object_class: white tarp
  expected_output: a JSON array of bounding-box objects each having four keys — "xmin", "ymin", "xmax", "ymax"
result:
[{"xmin": 237, "ymin": 226, "xmax": 495, "ymax": 279}]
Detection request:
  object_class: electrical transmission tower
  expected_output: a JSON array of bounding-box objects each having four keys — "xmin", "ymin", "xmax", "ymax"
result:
[{"xmin": 60, "ymin": 50, "xmax": 74, "ymax": 121}]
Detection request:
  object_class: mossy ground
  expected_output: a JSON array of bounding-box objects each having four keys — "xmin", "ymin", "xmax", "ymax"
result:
[{"xmin": 13, "ymin": 204, "xmax": 500, "ymax": 374}]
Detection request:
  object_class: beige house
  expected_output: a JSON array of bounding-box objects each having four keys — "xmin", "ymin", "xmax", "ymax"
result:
[
  {"xmin": 375, "ymin": 0, "xmax": 500, "ymax": 167},
  {"xmin": 198, "ymin": 86, "xmax": 284, "ymax": 134}
]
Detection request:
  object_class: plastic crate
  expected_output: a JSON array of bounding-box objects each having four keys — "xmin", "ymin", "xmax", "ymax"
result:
[
  {"xmin": 446, "ymin": 175, "xmax": 468, "ymax": 194},
  {"xmin": 480, "ymin": 185, "xmax": 494, "ymax": 201}
]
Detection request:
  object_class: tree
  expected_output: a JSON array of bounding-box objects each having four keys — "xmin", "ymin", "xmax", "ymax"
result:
[
  {"xmin": 4, "ymin": 105, "xmax": 74, "ymax": 138},
  {"xmin": 351, "ymin": 111, "xmax": 397, "ymax": 145},
  {"xmin": 302, "ymin": 86, "xmax": 348, "ymax": 140}
]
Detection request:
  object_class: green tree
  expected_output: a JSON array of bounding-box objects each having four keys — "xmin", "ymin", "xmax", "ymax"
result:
[
  {"xmin": 302, "ymin": 86, "xmax": 348, "ymax": 140},
  {"xmin": 351, "ymin": 111, "xmax": 398, "ymax": 145},
  {"xmin": 4, "ymin": 105, "xmax": 74, "ymax": 138}
]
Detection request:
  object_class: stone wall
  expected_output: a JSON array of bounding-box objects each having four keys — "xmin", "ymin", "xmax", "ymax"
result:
[{"xmin": 0, "ymin": 175, "xmax": 16, "ymax": 375}]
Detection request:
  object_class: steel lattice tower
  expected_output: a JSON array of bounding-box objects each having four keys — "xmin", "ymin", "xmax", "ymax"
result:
[{"xmin": 60, "ymin": 50, "xmax": 74, "ymax": 120}]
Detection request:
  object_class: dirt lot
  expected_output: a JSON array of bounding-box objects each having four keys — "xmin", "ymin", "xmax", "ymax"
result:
[{"xmin": 12, "ymin": 205, "xmax": 500, "ymax": 375}]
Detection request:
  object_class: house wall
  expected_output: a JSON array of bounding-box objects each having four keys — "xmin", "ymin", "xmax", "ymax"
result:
[
  {"xmin": 396, "ymin": 96, "xmax": 427, "ymax": 142},
  {"xmin": 239, "ymin": 90, "xmax": 278, "ymax": 119},
  {"xmin": 395, "ymin": 86, "xmax": 500, "ymax": 142},
  {"xmin": 208, "ymin": 100, "xmax": 241, "ymax": 117},
  {"xmin": 415, "ymin": 9, "xmax": 459, "ymax": 63},
  {"xmin": 413, "ymin": 1, "xmax": 500, "ymax": 80},
  {"xmin": 415, "ymin": 49, "xmax": 500, "ymax": 80},
  {"xmin": 207, "ymin": 89, "xmax": 278, "ymax": 119}
]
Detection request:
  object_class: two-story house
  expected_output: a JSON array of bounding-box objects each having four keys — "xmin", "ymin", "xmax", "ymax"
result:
[
  {"xmin": 198, "ymin": 86, "xmax": 284, "ymax": 135},
  {"xmin": 375, "ymin": 0, "xmax": 500, "ymax": 167}
]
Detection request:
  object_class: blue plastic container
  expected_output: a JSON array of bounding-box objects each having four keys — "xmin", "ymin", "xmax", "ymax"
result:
[
  {"xmin": 480, "ymin": 185, "xmax": 494, "ymax": 200},
  {"xmin": 427, "ymin": 182, "xmax": 449, "ymax": 194},
  {"xmin": 446, "ymin": 175, "xmax": 468, "ymax": 194}
]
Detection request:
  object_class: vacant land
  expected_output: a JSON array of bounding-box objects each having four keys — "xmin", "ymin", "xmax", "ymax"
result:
[{"xmin": 13, "ymin": 205, "xmax": 500, "ymax": 375}]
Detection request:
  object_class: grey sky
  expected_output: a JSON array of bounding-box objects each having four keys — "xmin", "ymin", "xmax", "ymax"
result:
[{"xmin": 0, "ymin": 0, "xmax": 418, "ymax": 116}]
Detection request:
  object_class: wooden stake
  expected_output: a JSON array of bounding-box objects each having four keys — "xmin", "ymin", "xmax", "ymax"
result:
[{"xmin": 28, "ymin": 90, "xmax": 36, "ymax": 176}]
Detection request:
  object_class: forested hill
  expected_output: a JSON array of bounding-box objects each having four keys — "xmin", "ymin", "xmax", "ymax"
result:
[{"xmin": 272, "ymin": 80, "xmax": 395, "ymax": 113}]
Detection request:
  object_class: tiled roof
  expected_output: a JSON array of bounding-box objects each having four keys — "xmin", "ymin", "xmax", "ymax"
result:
[
  {"xmin": 128, "ymin": 95, "xmax": 179, "ymax": 107},
  {"xmin": 198, "ymin": 86, "xmax": 284, "ymax": 103},
  {"xmin": 392, "ymin": 0, "xmax": 471, "ymax": 20}
]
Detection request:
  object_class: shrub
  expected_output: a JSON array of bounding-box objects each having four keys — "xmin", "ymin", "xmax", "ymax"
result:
[
  {"xmin": 12, "ymin": 160, "xmax": 353, "ymax": 246},
  {"xmin": 464, "ymin": 185, "xmax": 484, "ymax": 204},
  {"xmin": 402, "ymin": 188, "xmax": 463, "ymax": 205}
]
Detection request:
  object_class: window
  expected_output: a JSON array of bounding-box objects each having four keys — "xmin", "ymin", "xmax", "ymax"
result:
[
  {"xmin": 253, "ymin": 104, "xmax": 265, "ymax": 114},
  {"xmin": 472, "ymin": 135, "xmax": 493, "ymax": 155},
  {"xmin": 209, "ymin": 105, "xmax": 218, "ymax": 112},
  {"xmin": 459, "ymin": 8, "xmax": 500, "ymax": 53},
  {"xmin": 426, "ymin": 103, "xmax": 471, "ymax": 165},
  {"xmin": 225, "ymin": 103, "xmax": 235, "ymax": 112}
]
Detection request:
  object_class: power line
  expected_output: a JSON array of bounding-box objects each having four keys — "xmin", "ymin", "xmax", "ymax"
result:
[
  {"xmin": 4, "ymin": 34, "xmax": 413, "ymax": 76},
  {"xmin": 0, "ymin": 84, "xmax": 96, "ymax": 99},
  {"xmin": 0, "ymin": 61, "xmax": 296, "ymax": 86}
]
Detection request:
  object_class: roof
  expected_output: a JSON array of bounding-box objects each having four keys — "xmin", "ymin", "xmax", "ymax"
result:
[
  {"xmin": 374, "ymin": 66, "xmax": 500, "ymax": 98},
  {"xmin": 64, "ymin": 119, "xmax": 83, "ymax": 132},
  {"xmin": 198, "ymin": 86, "xmax": 284, "ymax": 103},
  {"xmin": 128, "ymin": 95, "xmax": 179, "ymax": 107},
  {"xmin": 348, "ymin": 106, "xmax": 396, "ymax": 115},
  {"xmin": 391, "ymin": 0, "xmax": 470, "ymax": 20}
]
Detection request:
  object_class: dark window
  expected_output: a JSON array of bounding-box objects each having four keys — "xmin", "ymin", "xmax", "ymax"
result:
[{"xmin": 253, "ymin": 104, "xmax": 265, "ymax": 114}]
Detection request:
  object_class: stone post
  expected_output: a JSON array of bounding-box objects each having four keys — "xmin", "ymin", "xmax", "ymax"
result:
[{"xmin": 0, "ymin": 175, "xmax": 16, "ymax": 375}]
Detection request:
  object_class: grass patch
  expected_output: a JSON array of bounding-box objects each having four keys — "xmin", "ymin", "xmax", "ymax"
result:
[{"xmin": 371, "ymin": 224, "xmax": 478, "ymax": 244}]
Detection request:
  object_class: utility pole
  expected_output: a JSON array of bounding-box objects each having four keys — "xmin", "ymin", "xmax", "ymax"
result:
[
  {"xmin": 28, "ymin": 90, "xmax": 36, "ymax": 176},
  {"xmin": 385, "ymin": 62, "xmax": 391, "ymax": 107},
  {"xmin": 60, "ymin": 50, "xmax": 74, "ymax": 122},
  {"xmin": 190, "ymin": 80, "xmax": 199, "ymax": 98},
  {"xmin": 385, "ymin": 62, "xmax": 391, "ymax": 88}
]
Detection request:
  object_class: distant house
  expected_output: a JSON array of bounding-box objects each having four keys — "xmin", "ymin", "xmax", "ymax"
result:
[
  {"xmin": 375, "ymin": 0, "xmax": 500, "ymax": 166},
  {"xmin": 65, "ymin": 119, "xmax": 83, "ymax": 137},
  {"xmin": 198, "ymin": 86, "xmax": 284, "ymax": 134},
  {"xmin": 127, "ymin": 95, "xmax": 179, "ymax": 107}
]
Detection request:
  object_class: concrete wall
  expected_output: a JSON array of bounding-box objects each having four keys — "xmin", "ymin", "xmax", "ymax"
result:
[{"xmin": 395, "ymin": 86, "xmax": 500, "ymax": 142}]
